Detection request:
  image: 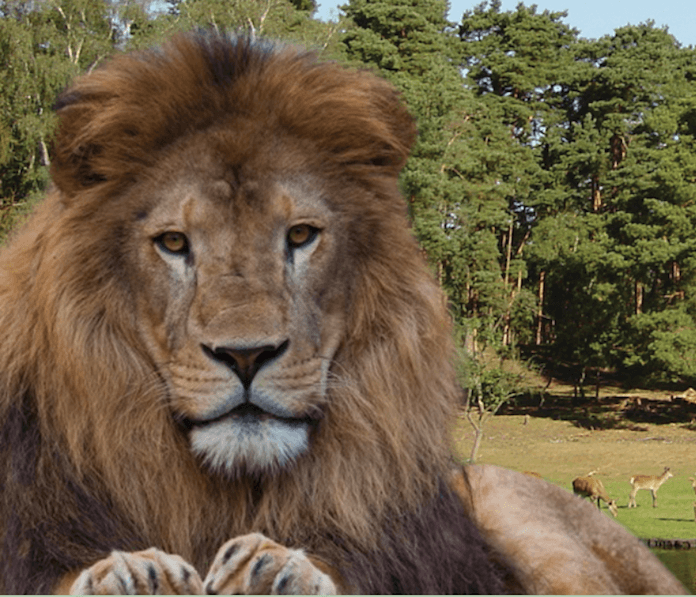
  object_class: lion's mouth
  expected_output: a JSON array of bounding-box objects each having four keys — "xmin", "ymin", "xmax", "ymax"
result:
[
  {"xmin": 180, "ymin": 403, "xmax": 316, "ymax": 430},
  {"xmin": 185, "ymin": 402, "xmax": 317, "ymax": 476}
]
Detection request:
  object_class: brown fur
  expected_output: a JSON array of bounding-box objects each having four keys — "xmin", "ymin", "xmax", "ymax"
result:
[
  {"xmin": 458, "ymin": 466, "xmax": 686, "ymax": 594},
  {"xmin": 0, "ymin": 33, "xmax": 503, "ymax": 594}
]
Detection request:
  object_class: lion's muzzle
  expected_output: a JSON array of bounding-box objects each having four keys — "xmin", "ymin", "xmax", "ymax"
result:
[
  {"xmin": 202, "ymin": 340, "xmax": 290, "ymax": 388},
  {"xmin": 184, "ymin": 340, "xmax": 321, "ymax": 476},
  {"xmin": 187, "ymin": 405, "xmax": 314, "ymax": 477}
]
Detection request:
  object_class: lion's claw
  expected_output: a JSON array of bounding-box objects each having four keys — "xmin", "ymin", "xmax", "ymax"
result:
[
  {"xmin": 69, "ymin": 548, "xmax": 203, "ymax": 595},
  {"xmin": 204, "ymin": 533, "xmax": 336, "ymax": 595}
]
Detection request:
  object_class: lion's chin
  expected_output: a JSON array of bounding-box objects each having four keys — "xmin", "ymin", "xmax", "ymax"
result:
[{"xmin": 188, "ymin": 413, "xmax": 311, "ymax": 477}]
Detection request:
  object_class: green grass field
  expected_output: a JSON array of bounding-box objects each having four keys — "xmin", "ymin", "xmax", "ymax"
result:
[
  {"xmin": 452, "ymin": 387, "xmax": 696, "ymax": 592},
  {"xmin": 452, "ymin": 408, "xmax": 696, "ymax": 540},
  {"xmin": 587, "ymin": 478, "xmax": 695, "ymax": 540}
]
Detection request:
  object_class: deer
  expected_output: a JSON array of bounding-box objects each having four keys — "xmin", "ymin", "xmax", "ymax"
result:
[
  {"xmin": 572, "ymin": 475, "xmax": 618, "ymax": 517},
  {"xmin": 628, "ymin": 466, "xmax": 673, "ymax": 508},
  {"xmin": 689, "ymin": 476, "xmax": 696, "ymax": 495}
]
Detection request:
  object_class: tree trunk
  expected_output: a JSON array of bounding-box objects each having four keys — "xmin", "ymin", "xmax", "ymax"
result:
[
  {"xmin": 592, "ymin": 174, "xmax": 602, "ymax": 212},
  {"xmin": 39, "ymin": 137, "xmax": 50, "ymax": 167},
  {"xmin": 502, "ymin": 220, "xmax": 514, "ymax": 346},
  {"xmin": 469, "ymin": 424, "xmax": 484, "ymax": 463},
  {"xmin": 671, "ymin": 261, "xmax": 681, "ymax": 283},
  {"xmin": 536, "ymin": 270, "xmax": 545, "ymax": 345}
]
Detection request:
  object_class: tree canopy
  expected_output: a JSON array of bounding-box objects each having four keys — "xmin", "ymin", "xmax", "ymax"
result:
[{"xmin": 3, "ymin": 0, "xmax": 696, "ymax": 385}]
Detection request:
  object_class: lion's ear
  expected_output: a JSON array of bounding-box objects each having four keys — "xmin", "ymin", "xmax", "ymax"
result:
[
  {"xmin": 358, "ymin": 77, "xmax": 417, "ymax": 174},
  {"xmin": 50, "ymin": 79, "xmax": 153, "ymax": 199},
  {"xmin": 272, "ymin": 52, "xmax": 417, "ymax": 176},
  {"xmin": 371, "ymin": 106, "xmax": 417, "ymax": 173},
  {"xmin": 296, "ymin": 68, "xmax": 418, "ymax": 176},
  {"xmin": 50, "ymin": 91, "xmax": 107, "ymax": 197}
]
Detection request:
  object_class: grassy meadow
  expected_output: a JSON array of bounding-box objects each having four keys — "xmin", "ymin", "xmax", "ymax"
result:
[{"xmin": 452, "ymin": 388, "xmax": 696, "ymax": 541}]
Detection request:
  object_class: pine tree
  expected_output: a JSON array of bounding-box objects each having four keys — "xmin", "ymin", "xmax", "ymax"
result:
[
  {"xmin": 458, "ymin": 3, "xmax": 696, "ymax": 384},
  {"xmin": 537, "ymin": 24, "xmax": 696, "ymax": 382},
  {"xmin": 341, "ymin": 0, "xmax": 476, "ymax": 297},
  {"xmin": 456, "ymin": 0, "xmax": 579, "ymax": 347}
]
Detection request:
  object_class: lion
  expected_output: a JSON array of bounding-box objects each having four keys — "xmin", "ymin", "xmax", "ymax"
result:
[{"xmin": 0, "ymin": 31, "xmax": 685, "ymax": 595}]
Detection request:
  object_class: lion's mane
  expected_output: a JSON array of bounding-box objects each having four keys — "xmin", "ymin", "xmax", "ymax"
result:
[{"xmin": 0, "ymin": 33, "xmax": 502, "ymax": 594}]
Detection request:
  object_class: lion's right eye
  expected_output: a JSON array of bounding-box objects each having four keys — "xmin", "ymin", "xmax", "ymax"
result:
[
  {"xmin": 155, "ymin": 231, "xmax": 189, "ymax": 255},
  {"xmin": 287, "ymin": 224, "xmax": 319, "ymax": 250}
]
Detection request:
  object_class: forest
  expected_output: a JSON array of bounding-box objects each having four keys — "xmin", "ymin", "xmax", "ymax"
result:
[{"xmin": 3, "ymin": 0, "xmax": 696, "ymax": 397}]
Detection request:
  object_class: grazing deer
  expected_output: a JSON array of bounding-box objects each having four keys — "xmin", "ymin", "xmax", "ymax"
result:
[
  {"xmin": 628, "ymin": 466, "xmax": 673, "ymax": 508},
  {"xmin": 572, "ymin": 475, "xmax": 618, "ymax": 517}
]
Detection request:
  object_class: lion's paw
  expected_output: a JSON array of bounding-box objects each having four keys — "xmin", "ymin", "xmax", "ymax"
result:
[
  {"xmin": 204, "ymin": 533, "xmax": 337, "ymax": 595},
  {"xmin": 69, "ymin": 548, "xmax": 203, "ymax": 595}
]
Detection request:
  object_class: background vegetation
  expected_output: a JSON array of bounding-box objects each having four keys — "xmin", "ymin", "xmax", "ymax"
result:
[
  {"xmin": 3, "ymin": 0, "xmax": 696, "ymax": 398},
  {"xmin": 452, "ymin": 392, "xmax": 696, "ymax": 540},
  {"xmin": 453, "ymin": 403, "xmax": 696, "ymax": 591}
]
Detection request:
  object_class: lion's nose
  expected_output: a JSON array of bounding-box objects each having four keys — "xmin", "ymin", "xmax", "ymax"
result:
[{"xmin": 202, "ymin": 341, "xmax": 289, "ymax": 387}]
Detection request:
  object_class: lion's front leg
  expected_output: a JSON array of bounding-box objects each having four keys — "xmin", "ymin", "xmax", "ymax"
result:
[
  {"xmin": 67, "ymin": 548, "xmax": 203, "ymax": 595},
  {"xmin": 204, "ymin": 533, "xmax": 337, "ymax": 595}
]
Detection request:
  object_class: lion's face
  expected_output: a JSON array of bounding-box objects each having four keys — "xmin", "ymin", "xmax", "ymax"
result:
[{"xmin": 124, "ymin": 132, "xmax": 350, "ymax": 477}]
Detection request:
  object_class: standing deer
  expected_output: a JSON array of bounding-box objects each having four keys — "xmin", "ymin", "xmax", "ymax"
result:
[
  {"xmin": 572, "ymin": 475, "xmax": 619, "ymax": 517},
  {"xmin": 628, "ymin": 466, "xmax": 673, "ymax": 508}
]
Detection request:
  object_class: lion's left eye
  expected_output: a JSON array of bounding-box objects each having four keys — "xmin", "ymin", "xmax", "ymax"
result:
[
  {"xmin": 287, "ymin": 225, "xmax": 318, "ymax": 249},
  {"xmin": 155, "ymin": 231, "xmax": 190, "ymax": 255}
]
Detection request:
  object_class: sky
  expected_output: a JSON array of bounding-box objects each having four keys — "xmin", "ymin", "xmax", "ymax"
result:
[{"xmin": 314, "ymin": 0, "xmax": 696, "ymax": 48}]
